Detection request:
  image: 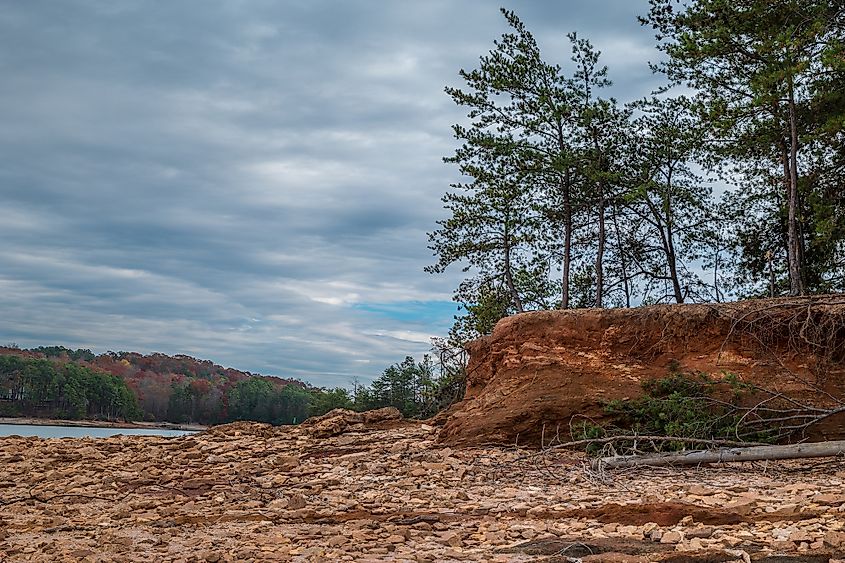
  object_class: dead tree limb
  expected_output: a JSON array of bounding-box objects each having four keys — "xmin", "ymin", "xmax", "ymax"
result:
[
  {"xmin": 549, "ymin": 435, "xmax": 768, "ymax": 450},
  {"xmin": 596, "ymin": 440, "xmax": 845, "ymax": 469}
]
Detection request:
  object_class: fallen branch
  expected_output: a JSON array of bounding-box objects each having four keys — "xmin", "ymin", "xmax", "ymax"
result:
[
  {"xmin": 549, "ymin": 435, "xmax": 768, "ymax": 450},
  {"xmin": 596, "ymin": 440, "xmax": 845, "ymax": 469}
]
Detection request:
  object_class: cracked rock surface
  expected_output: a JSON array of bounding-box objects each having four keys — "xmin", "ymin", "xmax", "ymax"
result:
[{"xmin": 2, "ymin": 417, "xmax": 845, "ymax": 562}]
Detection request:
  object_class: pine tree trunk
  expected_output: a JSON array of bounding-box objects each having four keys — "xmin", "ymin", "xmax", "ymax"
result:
[
  {"xmin": 503, "ymin": 222, "xmax": 524, "ymax": 313},
  {"xmin": 663, "ymin": 166, "xmax": 683, "ymax": 303},
  {"xmin": 666, "ymin": 224, "xmax": 683, "ymax": 303},
  {"xmin": 786, "ymin": 75, "xmax": 805, "ymax": 296},
  {"xmin": 595, "ymin": 192, "xmax": 605, "ymax": 308},
  {"xmin": 713, "ymin": 245, "xmax": 721, "ymax": 303},
  {"xmin": 611, "ymin": 205, "xmax": 631, "ymax": 307},
  {"xmin": 561, "ymin": 168, "xmax": 572, "ymax": 309}
]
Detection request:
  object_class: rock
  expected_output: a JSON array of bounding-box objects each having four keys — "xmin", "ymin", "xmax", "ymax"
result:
[
  {"xmin": 687, "ymin": 537, "xmax": 705, "ymax": 550},
  {"xmin": 724, "ymin": 550, "xmax": 752, "ymax": 563},
  {"xmin": 436, "ymin": 532, "xmax": 462, "ymax": 547},
  {"xmin": 362, "ymin": 407, "xmax": 402, "ymax": 424},
  {"xmin": 814, "ymin": 494, "xmax": 845, "ymax": 505},
  {"xmin": 660, "ymin": 530, "xmax": 683, "ymax": 544},
  {"xmin": 325, "ymin": 535, "xmax": 349, "ymax": 547},
  {"xmin": 3, "ymin": 401, "xmax": 845, "ymax": 562},
  {"xmin": 687, "ymin": 485, "xmax": 712, "ymax": 496},
  {"xmin": 641, "ymin": 522, "xmax": 659, "ymax": 536},
  {"xmin": 582, "ymin": 554, "xmax": 650, "ymax": 563},
  {"xmin": 273, "ymin": 455, "xmax": 300, "ymax": 471},
  {"xmin": 788, "ymin": 530, "xmax": 813, "ymax": 543},
  {"xmin": 724, "ymin": 497, "xmax": 756, "ymax": 515},
  {"xmin": 687, "ymin": 525, "xmax": 714, "ymax": 538},
  {"xmin": 300, "ymin": 409, "xmax": 365, "ymax": 437},
  {"xmin": 300, "ymin": 407, "xmax": 402, "ymax": 437},
  {"xmin": 286, "ymin": 494, "xmax": 307, "ymax": 510},
  {"xmin": 824, "ymin": 531, "xmax": 845, "ymax": 548}
]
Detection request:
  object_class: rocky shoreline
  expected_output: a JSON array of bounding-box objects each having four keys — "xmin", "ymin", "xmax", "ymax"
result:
[{"xmin": 1, "ymin": 410, "xmax": 844, "ymax": 562}]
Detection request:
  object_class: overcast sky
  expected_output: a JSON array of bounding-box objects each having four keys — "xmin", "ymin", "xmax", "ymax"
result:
[{"xmin": 0, "ymin": 0, "xmax": 660, "ymax": 387}]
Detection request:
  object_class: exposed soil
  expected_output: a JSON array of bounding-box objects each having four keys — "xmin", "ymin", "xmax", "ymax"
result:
[{"xmin": 438, "ymin": 297, "xmax": 845, "ymax": 447}]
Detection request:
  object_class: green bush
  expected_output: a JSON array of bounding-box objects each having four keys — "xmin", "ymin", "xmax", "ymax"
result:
[{"xmin": 575, "ymin": 367, "xmax": 773, "ymax": 452}]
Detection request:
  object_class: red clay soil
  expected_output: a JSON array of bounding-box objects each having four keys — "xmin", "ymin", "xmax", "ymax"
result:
[{"xmin": 438, "ymin": 296, "xmax": 845, "ymax": 446}]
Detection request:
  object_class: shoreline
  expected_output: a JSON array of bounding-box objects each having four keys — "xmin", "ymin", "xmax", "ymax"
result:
[
  {"xmin": 0, "ymin": 417, "xmax": 207, "ymax": 432},
  {"xmin": 2, "ymin": 420, "xmax": 841, "ymax": 560}
]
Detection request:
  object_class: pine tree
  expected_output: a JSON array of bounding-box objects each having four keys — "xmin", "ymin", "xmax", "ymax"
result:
[
  {"xmin": 440, "ymin": 10, "xmax": 590, "ymax": 310},
  {"xmin": 427, "ymin": 129, "xmax": 540, "ymax": 314},
  {"xmin": 623, "ymin": 96, "xmax": 716, "ymax": 303},
  {"xmin": 642, "ymin": 0, "xmax": 845, "ymax": 295}
]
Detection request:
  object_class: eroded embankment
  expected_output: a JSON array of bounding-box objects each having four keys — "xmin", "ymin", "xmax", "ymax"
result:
[
  {"xmin": 438, "ymin": 296, "xmax": 845, "ymax": 447},
  {"xmin": 1, "ymin": 411, "xmax": 845, "ymax": 562}
]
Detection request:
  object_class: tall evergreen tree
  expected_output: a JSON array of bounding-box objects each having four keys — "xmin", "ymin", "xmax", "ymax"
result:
[
  {"xmin": 440, "ymin": 10, "xmax": 590, "ymax": 309},
  {"xmin": 427, "ymin": 130, "xmax": 540, "ymax": 314},
  {"xmin": 567, "ymin": 34, "xmax": 628, "ymax": 308},
  {"xmin": 624, "ymin": 96, "xmax": 716, "ymax": 303},
  {"xmin": 642, "ymin": 0, "xmax": 845, "ymax": 295}
]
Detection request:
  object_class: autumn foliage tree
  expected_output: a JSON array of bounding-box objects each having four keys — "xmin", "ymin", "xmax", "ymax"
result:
[{"xmin": 0, "ymin": 346, "xmax": 361, "ymax": 425}]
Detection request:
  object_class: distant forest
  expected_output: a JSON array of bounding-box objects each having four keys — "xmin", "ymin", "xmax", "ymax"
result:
[{"xmin": 0, "ymin": 346, "xmax": 464, "ymax": 425}]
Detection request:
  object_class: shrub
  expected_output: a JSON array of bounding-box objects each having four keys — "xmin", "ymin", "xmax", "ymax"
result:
[{"xmin": 574, "ymin": 367, "xmax": 774, "ymax": 453}]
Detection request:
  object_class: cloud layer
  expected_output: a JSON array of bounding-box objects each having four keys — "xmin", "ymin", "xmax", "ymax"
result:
[{"xmin": 0, "ymin": 1, "xmax": 659, "ymax": 386}]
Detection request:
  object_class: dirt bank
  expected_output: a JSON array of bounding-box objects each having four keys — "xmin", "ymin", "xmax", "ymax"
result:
[
  {"xmin": 439, "ymin": 296, "xmax": 845, "ymax": 447},
  {"xmin": 1, "ymin": 413, "xmax": 845, "ymax": 561}
]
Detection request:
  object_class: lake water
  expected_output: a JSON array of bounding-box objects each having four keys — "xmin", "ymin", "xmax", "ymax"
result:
[{"xmin": 0, "ymin": 423, "xmax": 195, "ymax": 439}]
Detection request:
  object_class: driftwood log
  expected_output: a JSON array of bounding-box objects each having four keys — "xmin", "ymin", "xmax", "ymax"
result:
[{"xmin": 596, "ymin": 440, "xmax": 845, "ymax": 469}]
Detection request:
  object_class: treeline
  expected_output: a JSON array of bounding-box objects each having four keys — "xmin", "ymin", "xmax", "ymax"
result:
[
  {"xmin": 0, "ymin": 346, "xmax": 466, "ymax": 424},
  {"xmin": 0, "ymin": 346, "xmax": 336, "ymax": 424},
  {"xmin": 0, "ymin": 355, "xmax": 139, "ymax": 421},
  {"xmin": 429, "ymin": 4, "xmax": 845, "ymax": 342},
  {"xmin": 353, "ymin": 355, "xmax": 465, "ymax": 419},
  {"xmin": 213, "ymin": 355, "xmax": 466, "ymax": 423}
]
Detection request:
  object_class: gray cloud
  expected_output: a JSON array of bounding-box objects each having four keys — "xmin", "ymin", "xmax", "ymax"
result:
[{"xmin": 0, "ymin": 0, "xmax": 658, "ymax": 385}]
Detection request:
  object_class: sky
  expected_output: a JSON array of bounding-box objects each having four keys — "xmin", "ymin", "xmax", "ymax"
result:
[{"xmin": 0, "ymin": 0, "xmax": 661, "ymax": 387}]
